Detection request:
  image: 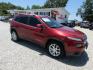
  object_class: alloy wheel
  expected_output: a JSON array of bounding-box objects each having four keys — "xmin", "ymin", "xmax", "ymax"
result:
[{"xmin": 48, "ymin": 43, "xmax": 61, "ymax": 57}]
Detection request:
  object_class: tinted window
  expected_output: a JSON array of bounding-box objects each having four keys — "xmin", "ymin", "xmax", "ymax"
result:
[
  {"xmin": 14, "ymin": 16, "xmax": 21, "ymax": 22},
  {"xmin": 34, "ymin": 12, "xmax": 38, "ymax": 15},
  {"xmin": 45, "ymin": 12, "xmax": 50, "ymax": 16},
  {"xmin": 28, "ymin": 16, "xmax": 41, "ymax": 27},
  {"xmin": 14, "ymin": 16, "xmax": 28, "ymax": 24},
  {"xmin": 40, "ymin": 12, "xmax": 44, "ymax": 15}
]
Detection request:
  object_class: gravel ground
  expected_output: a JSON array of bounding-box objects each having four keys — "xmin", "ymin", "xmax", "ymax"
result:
[{"xmin": 0, "ymin": 21, "xmax": 93, "ymax": 70}]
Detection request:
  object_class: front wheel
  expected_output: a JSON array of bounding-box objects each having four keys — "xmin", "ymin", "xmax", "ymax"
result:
[
  {"xmin": 89, "ymin": 27, "xmax": 93, "ymax": 30},
  {"xmin": 47, "ymin": 41, "xmax": 65, "ymax": 58}
]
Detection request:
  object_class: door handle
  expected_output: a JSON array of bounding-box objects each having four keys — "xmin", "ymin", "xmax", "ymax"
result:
[{"xmin": 31, "ymin": 27, "xmax": 37, "ymax": 30}]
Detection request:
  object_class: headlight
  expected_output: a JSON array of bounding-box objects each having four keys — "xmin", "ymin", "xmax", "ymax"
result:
[
  {"xmin": 67, "ymin": 37, "xmax": 82, "ymax": 41},
  {"xmin": 84, "ymin": 34, "xmax": 87, "ymax": 40},
  {"xmin": 76, "ymin": 44, "xmax": 82, "ymax": 47}
]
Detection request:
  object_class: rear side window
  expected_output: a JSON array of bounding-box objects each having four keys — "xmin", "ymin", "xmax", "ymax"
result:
[
  {"xmin": 14, "ymin": 16, "xmax": 29, "ymax": 24},
  {"xmin": 28, "ymin": 16, "xmax": 41, "ymax": 27}
]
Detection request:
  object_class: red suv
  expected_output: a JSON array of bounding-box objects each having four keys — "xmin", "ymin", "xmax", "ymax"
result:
[{"xmin": 10, "ymin": 14, "xmax": 88, "ymax": 58}]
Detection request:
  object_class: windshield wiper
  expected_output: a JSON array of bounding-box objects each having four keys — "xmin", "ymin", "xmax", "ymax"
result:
[
  {"xmin": 51, "ymin": 26, "xmax": 63, "ymax": 28},
  {"xmin": 51, "ymin": 26, "xmax": 57, "ymax": 28}
]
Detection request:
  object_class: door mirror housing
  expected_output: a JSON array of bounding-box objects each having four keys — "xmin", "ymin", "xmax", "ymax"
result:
[
  {"xmin": 36, "ymin": 24, "xmax": 45, "ymax": 29},
  {"xmin": 9, "ymin": 18, "xmax": 12, "ymax": 23}
]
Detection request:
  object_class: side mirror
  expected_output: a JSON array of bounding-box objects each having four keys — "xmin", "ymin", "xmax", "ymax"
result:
[
  {"xmin": 9, "ymin": 18, "xmax": 12, "ymax": 22},
  {"xmin": 36, "ymin": 24, "xmax": 45, "ymax": 29}
]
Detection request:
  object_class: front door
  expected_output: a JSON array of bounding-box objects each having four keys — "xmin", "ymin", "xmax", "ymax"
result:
[{"xmin": 27, "ymin": 16, "xmax": 47, "ymax": 45}]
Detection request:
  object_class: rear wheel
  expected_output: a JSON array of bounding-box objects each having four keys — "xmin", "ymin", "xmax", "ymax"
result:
[
  {"xmin": 89, "ymin": 28, "xmax": 92, "ymax": 30},
  {"xmin": 47, "ymin": 41, "xmax": 65, "ymax": 58},
  {"xmin": 11, "ymin": 31, "xmax": 19, "ymax": 41},
  {"xmin": 89, "ymin": 26, "xmax": 93, "ymax": 30}
]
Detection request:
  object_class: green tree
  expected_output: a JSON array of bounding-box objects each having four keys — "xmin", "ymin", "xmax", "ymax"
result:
[
  {"xmin": 43, "ymin": 0, "xmax": 68, "ymax": 8},
  {"xmin": 26, "ymin": 6, "xmax": 30, "ymax": 10},
  {"xmin": 0, "ymin": 2, "xmax": 24, "ymax": 16},
  {"xmin": 16, "ymin": 6, "xmax": 24, "ymax": 10},
  {"xmin": 0, "ymin": 2, "xmax": 24, "ymax": 10},
  {"xmin": 77, "ymin": 0, "xmax": 93, "ymax": 22},
  {"xmin": 31, "ymin": 5, "xmax": 41, "ymax": 9},
  {"xmin": 0, "ymin": 10, "xmax": 10, "ymax": 16}
]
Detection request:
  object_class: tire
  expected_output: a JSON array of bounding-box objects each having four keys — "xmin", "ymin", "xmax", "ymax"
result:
[
  {"xmin": 89, "ymin": 27, "xmax": 93, "ymax": 30},
  {"xmin": 11, "ymin": 31, "xmax": 19, "ymax": 42},
  {"xmin": 89, "ymin": 28, "xmax": 92, "ymax": 30},
  {"xmin": 80, "ymin": 26, "xmax": 82, "ymax": 28},
  {"xmin": 47, "ymin": 41, "xmax": 65, "ymax": 58}
]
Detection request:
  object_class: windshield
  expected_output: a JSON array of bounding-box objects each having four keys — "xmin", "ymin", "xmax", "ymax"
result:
[{"xmin": 41, "ymin": 17, "xmax": 63, "ymax": 28}]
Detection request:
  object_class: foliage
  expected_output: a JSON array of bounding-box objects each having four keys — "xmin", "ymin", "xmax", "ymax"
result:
[
  {"xmin": 26, "ymin": 6, "xmax": 30, "ymax": 10},
  {"xmin": 0, "ymin": 2, "xmax": 24, "ymax": 16},
  {"xmin": 0, "ymin": 10, "xmax": 10, "ymax": 16},
  {"xmin": 0, "ymin": 2, "xmax": 24, "ymax": 10},
  {"xmin": 77, "ymin": 0, "xmax": 93, "ymax": 22},
  {"xmin": 43, "ymin": 0, "xmax": 68, "ymax": 8},
  {"xmin": 31, "ymin": 5, "xmax": 41, "ymax": 9}
]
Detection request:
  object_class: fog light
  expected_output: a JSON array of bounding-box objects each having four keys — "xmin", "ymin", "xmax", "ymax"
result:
[{"xmin": 76, "ymin": 44, "xmax": 82, "ymax": 48}]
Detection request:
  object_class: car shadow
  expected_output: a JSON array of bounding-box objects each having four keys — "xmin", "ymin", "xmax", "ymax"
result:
[{"xmin": 13, "ymin": 39, "xmax": 89, "ymax": 67}]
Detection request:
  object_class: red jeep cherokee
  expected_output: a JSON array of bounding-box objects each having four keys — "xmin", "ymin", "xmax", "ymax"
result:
[{"xmin": 10, "ymin": 14, "xmax": 88, "ymax": 58}]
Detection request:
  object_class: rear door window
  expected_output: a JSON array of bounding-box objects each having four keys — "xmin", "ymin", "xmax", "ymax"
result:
[{"xmin": 14, "ymin": 16, "xmax": 29, "ymax": 24}]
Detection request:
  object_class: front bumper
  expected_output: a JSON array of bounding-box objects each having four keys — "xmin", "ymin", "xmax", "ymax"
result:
[{"xmin": 64, "ymin": 40, "xmax": 88, "ymax": 56}]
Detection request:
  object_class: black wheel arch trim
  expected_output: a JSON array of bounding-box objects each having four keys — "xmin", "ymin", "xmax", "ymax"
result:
[{"xmin": 45, "ymin": 37, "xmax": 65, "ymax": 48}]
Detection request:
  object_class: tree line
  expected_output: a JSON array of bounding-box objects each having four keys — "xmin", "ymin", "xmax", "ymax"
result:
[
  {"xmin": 32, "ymin": 0, "xmax": 68, "ymax": 9},
  {"xmin": 77, "ymin": 0, "xmax": 93, "ymax": 22},
  {"xmin": 0, "ymin": 2, "xmax": 24, "ymax": 16},
  {"xmin": 1, "ymin": 0, "xmax": 93, "ymax": 22},
  {"xmin": 0, "ymin": 0, "xmax": 68, "ymax": 16}
]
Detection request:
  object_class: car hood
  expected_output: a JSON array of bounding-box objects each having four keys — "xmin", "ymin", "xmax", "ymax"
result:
[{"xmin": 55, "ymin": 26, "xmax": 85, "ymax": 38}]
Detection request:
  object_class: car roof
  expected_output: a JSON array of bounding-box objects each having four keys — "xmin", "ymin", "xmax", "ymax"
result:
[{"xmin": 15, "ymin": 14, "xmax": 49, "ymax": 18}]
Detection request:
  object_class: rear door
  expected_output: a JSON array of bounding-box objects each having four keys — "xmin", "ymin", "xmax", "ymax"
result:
[{"xmin": 14, "ymin": 15, "xmax": 29, "ymax": 40}]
